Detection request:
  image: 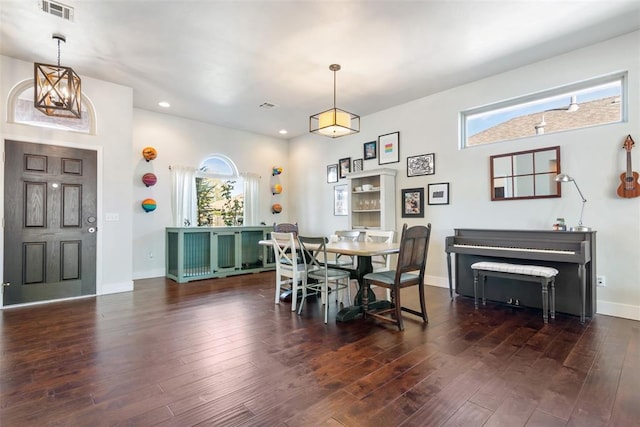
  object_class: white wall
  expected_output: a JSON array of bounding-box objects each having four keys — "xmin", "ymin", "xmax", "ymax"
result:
[
  {"xmin": 289, "ymin": 32, "xmax": 640, "ymax": 321},
  {"xmin": 3, "ymin": 32, "xmax": 637, "ymax": 320},
  {"xmin": 0, "ymin": 55, "xmax": 134, "ymax": 300},
  {"xmin": 132, "ymin": 109, "xmax": 290, "ymax": 279}
]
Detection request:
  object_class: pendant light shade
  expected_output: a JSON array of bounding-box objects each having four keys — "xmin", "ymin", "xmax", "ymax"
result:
[
  {"xmin": 310, "ymin": 64, "xmax": 359, "ymax": 138},
  {"xmin": 34, "ymin": 34, "xmax": 82, "ymax": 119}
]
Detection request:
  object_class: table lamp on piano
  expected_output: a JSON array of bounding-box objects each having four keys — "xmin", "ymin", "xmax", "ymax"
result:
[{"xmin": 555, "ymin": 173, "xmax": 591, "ymax": 231}]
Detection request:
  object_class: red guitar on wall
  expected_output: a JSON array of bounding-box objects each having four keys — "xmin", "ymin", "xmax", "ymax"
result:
[{"xmin": 617, "ymin": 135, "xmax": 640, "ymax": 198}]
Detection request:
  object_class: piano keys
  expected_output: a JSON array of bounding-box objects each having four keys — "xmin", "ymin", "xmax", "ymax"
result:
[{"xmin": 445, "ymin": 228, "xmax": 596, "ymax": 322}]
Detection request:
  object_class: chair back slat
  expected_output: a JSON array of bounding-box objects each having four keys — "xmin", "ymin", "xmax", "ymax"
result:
[
  {"xmin": 365, "ymin": 230, "xmax": 395, "ymax": 271},
  {"xmin": 335, "ymin": 230, "xmax": 362, "ymax": 241},
  {"xmin": 297, "ymin": 235, "xmax": 327, "ymax": 274},
  {"xmin": 394, "ymin": 224, "xmax": 432, "ymax": 282},
  {"xmin": 273, "ymin": 222, "xmax": 299, "ymax": 236},
  {"xmin": 271, "ymin": 231, "xmax": 298, "ymax": 267}
]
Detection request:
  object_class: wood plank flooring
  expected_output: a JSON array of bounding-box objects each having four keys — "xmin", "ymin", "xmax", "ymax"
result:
[{"xmin": 1, "ymin": 272, "xmax": 638, "ymax": 426}]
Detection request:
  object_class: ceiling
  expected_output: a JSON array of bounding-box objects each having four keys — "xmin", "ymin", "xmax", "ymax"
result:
[{"xmin": 1, "ymin": 1, "xmax": 639, "ymax": 139}]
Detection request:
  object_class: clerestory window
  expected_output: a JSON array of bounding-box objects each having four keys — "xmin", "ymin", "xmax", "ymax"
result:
[{"xmin": 461, "ymin": 72, "xmax": 626, "ymax": 148}]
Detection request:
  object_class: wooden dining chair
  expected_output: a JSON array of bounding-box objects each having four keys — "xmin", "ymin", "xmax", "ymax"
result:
[
  {"xmin": 362, "ymin": 223, "xmax": 432, "ymax": 331},
  {"xmin": 271, "ymin": 231, "xmax": 306, "ymax": 312},
  {"xmin": 297, "ymin": 235, "xmax": 352, "ymax": 324}
]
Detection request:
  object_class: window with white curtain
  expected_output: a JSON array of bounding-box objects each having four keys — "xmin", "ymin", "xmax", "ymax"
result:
[
  {"xmin": 172, "ymin": 155, "xmax": 260, "ymax": 227},
  {"xmin": 197, "ymin": 155, "xmax": 244, "ymax": 226}
]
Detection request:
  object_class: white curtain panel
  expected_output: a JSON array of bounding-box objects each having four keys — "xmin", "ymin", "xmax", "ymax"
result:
[
  {"xmin": 241, "ymin": 172, "xmax": 261, "ymax": 226},
  {"xmin": 170, "ymin": 165, "xmax": 197, "ymax": 227}
]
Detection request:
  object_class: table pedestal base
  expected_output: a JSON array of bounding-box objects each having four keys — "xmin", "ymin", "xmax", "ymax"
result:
[{"xmin": 336, "ymin": 299, "xmax": 391, "ymax": 322}]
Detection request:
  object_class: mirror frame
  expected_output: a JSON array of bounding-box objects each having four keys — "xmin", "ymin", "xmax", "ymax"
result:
[{"xmin": 490, "ymin": 146, "xmax": 561, "ymax": 201}]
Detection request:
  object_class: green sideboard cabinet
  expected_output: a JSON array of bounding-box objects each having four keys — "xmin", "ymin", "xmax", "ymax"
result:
[{"xmin": 166, "ymin": 226, "xmax": 274, "ymax": 283}]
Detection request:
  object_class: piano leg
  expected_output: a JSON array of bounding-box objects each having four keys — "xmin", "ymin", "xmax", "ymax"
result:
[{"xmin": 446, "ymin": 253, "xmax": 453, "ymax": 299}]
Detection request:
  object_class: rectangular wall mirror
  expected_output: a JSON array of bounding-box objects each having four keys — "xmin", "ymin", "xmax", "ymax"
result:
[{"xmin": 490, "ymin": 146, "xmax": 561, "ymax": 201}]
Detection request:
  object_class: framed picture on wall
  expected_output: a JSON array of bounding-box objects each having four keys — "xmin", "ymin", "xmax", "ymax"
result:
[
  {"xmin": 352, "ymin": 158, "xmax": 363, "ymax": 172},
  {"xmin": 339, "ymin": 157, "xmax": 351, "ymax": 179},
  {"xmin": 327, "ymin": 164, "xmax": 338, "ymax": 183},
  {"xmin": 363, "ymin": 141, "xmax": 377, "ymax": 160},
  {"xmin": 378, "ymin": 131, "xmax": 400, "ymax": 165},
  {"xmin": 407, "ymin": 153, "xmax": 435, "ymax": 177},
  {"xmin": 401, "ymin": 187, "xmax": 424, "ymax": 218},
  {"xmin": 428, "ymin": 182, "xmax": 450, "ymax": 205},
  {"xmin": 334, "ymin": 184, "xmax": 349, "ymax": 215}
]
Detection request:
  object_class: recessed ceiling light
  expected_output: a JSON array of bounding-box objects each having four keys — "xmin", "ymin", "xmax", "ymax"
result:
[
  {"xmin": 279, "ymin": 129, "xmax": 288, "ymax": 135},
  {"xmin": 158, "ymin": 101, "xmax": 170, "ymax": 108}
]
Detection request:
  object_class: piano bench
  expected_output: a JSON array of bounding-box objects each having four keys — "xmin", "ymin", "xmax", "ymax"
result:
[{"xmin": 471, "ymin": 261, "xmax": 559, "ymax": 323}]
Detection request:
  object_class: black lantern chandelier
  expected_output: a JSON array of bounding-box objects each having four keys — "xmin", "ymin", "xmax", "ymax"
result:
[
  {"xmin": 309, "ymin": 64, "xmax": 360, "ymax": 138},
  {"xmin": 34, "ymin": 34, "xmax": 82, "ymax": 118}
]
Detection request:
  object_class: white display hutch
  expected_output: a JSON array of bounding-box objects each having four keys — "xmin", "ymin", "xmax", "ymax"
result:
[{"xmin": 347, "ymin": 168, "xmax": 396, "ymax": 231}]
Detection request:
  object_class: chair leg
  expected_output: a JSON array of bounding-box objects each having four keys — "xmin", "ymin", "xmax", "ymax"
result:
[
  {"xmin": 418, "ymin": 281, "xmax": 428, "ymax": 323},
  {"xmin": 290, "ymin": 276, "xmax": 298, "ymax": 312},
  {"xmin": 393, "ymin": 286, "xmax": 404, "ymax": 331},
  {"xmin": 274, "ymin": 274, "xmax": 281, "ymax": 305},
  {"xmin": 323, "ymin": 280, "xmax": 329, "ymax": 324},
  {"xmin": 297, "ymin": 277, "xmax": 307, "ymax": 315}
]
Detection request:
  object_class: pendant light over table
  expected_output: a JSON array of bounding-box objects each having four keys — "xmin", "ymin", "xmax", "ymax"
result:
[{"xmin": 309, "ymin": 64, "xmax": 360, "ymax": 138}]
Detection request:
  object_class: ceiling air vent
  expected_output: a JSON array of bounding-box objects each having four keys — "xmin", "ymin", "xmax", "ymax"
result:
[
  {"xmin": 259, "ymin": 102, "xmax": 278, "ymax": 110},
  {"xmin": 41, "ymin": 0, "xmax": 74, "ymax": 22}
]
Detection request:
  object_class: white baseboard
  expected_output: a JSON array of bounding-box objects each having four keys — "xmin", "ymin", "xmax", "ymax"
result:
[
  {"xmin": 596, "ymin": 300, "xmax": 640, "ymax": 321},
  {"xmin": 98, "ymin": 280, "xmax": 134, "ymax": 295},
  {"xmin": 132, "ymin": 268, "xmax": 165, "ymax": 280},
  {"xmin": 426, "ymin": 275, "xmax": 450, "ymax": 289}
]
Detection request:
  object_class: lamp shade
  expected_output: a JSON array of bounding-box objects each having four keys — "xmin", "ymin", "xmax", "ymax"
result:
[
  {"xmin": 555, "ymin": 174, "xmax": 573, "ymax": 182},
  {"xmin": 310, "ymin": 108, "xmax": 360, "ymax": 138},
  {"xmin": 309, "ymin": 64, "xmax": 360, "ymax": 138}
]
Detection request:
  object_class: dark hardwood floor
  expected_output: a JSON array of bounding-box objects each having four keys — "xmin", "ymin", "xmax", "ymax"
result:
[{"xmin": 1, "ymin": 272, "xmax": 638, "ymax": 426}]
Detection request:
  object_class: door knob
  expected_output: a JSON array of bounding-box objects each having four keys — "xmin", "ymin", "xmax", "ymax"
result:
[{"xmin": 88, "ymin": 227, "xmax": 97, "ymax": 233}]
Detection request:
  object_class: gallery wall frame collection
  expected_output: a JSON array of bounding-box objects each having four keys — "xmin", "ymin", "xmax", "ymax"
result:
[{"xmin": 325, "ymin": 132, "xmax": 451, "ymax": 211}]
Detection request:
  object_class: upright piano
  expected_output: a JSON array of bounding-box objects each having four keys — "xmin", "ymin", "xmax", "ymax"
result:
[{"xmin": 445, "ymin": 228, "xmax": 596, "ymax": 322}]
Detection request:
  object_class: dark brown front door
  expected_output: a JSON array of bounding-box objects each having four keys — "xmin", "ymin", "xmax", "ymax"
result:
[{"xmin": 3, "ymin": 140, "xmax": 97, "ymax": 305}]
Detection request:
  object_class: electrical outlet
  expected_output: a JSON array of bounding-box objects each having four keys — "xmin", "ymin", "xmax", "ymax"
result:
[{"xmin": 597, "ymin": 275, "xmax": 606, "ymax": 287}]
